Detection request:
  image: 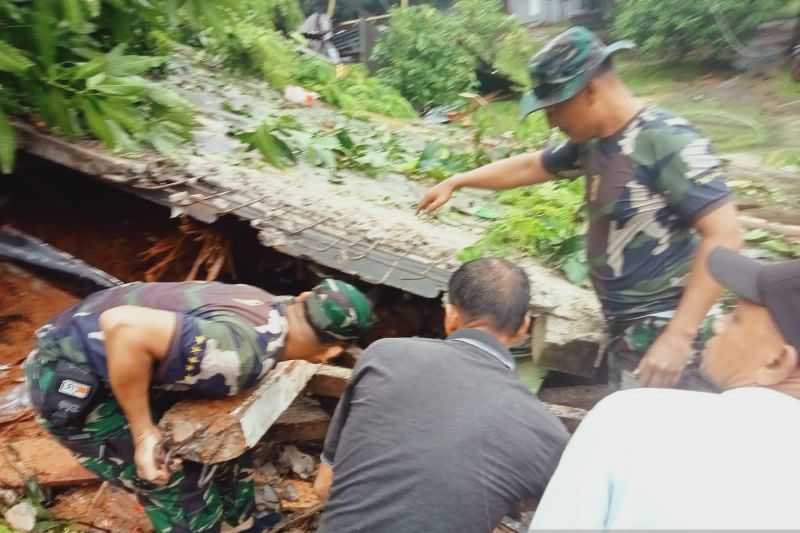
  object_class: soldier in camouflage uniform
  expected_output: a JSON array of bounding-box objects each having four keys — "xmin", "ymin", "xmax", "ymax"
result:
[
  {"xmin": 420, "ymin": 27, "xmax": 743, "ymax": 391},
  {"xmin": 25, "ymin": 279, "xmax": 375, "ymax": 533}
]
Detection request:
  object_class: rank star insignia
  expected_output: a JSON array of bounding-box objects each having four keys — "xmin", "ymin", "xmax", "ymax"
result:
[
  {"xmin": 186, "ymin": 363, "xmax": 196, "ymax": 372},
  {"xmin": 191, "ymin": 346, "xmax": 202, "ymax": 353},
  {"xmin": 195, "ymin": 336, "xmax": 206, "ymax": 344},
  {"xmin": 188, "ymin": 356, "xmax": 199, "ymax": 364}
]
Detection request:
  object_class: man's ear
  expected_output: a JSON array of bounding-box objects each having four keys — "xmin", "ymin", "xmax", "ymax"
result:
[
  {"xmin": 512, "ymin": 312, "xmax": 532, "ymax": 344},
  {"xmin": 756, "ymin": 344, "xmax": 798, "ymax": 386},
  {"xmin": 296, "ymin": 291, "xmax": 312, "ymax": 302},
  {"xmin": 444, "ymin": 304, "xmax": 461, "ymax": 335}
]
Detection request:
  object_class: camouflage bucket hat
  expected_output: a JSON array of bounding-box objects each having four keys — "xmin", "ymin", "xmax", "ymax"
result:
[
  {"xmin": 520, "ymin": 26, "xmax": 635, "ymax": 117},
  {"xmin": 305, "ymin": 279, "xmax": 375, "ymax": 341}
]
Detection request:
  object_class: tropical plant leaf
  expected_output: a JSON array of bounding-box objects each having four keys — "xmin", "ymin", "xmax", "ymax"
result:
[
  {"xmin": 0, "ymin": 108, "xmax": 15, "ymax": 174},
  {"xmin": 0, "ymin": 40, "xmax": 34, "ymax": 74}
]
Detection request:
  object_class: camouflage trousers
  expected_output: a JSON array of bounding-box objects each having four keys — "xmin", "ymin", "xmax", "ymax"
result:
[
  {"xmin": 26, "ymin": 356, "xmax": 256, "ymax": 533},
  {"xmin": 605, "ymin": 313, "xmax": 719, "ymax": 392}
]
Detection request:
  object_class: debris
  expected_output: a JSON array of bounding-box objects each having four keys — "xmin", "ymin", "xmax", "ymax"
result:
[
  {"xmin": 267, "ymin": 396, "xmax": 330, "ymax": 443},
  {"xmin": 281, "ymin": 482, "xmax": 299, "ymax": 502},
  {"xmin": 278, "ymin": 446, "xmax": 316, "ymax": 480},
  {"xmin": 0, "ymin": 382, "xmax": 32, "ymax": 424},
  {"xmin": 283, "ymin": 86, "xmax": 319, "ymax": 107},
  {"xmin": 278, "ymin": 481, "xmax": 320, "ymax": 513},
  {"xmin": 51, "ymin": 484, "xmax": 151, "ymax": 533},
  {"xmin": 0, "ymin": 488, "xmax": 18, "ymax": 506},
  {"xmin": 255, "ymin": 484, "xmax": 281, "ymax": 512},
  {"xmin": 256, "ymin": 462, "xmax": 280, "ymax": 484},
  {"xmin": 159, "ymin": 361, "xmax": 319, "ymax": 463},
  {"xmin": 4, "ymin": 501, "xmax": 36, "ymax": 532},
  {"xmin": 267, "ymin": 502, "xmax": 323, "ymax": 533},
  {"xmin": 543, "ymin": 404, "xmax": 588, "ymax": 433},
  {"xmin": 90, "ymin": 481, "xmax": 110, "ymax": 507}
]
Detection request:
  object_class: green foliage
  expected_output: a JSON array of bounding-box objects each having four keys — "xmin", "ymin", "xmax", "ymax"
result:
[
  {"xmin": 460, "ymin": 179, "xmax": 589, "ymax": 284},
  {"xmin": 235, "ymin": 116, "xmax": 412, "ymax": 176},
  {"xmin": 372, "ymin": 6, "xmax": 478, "ymax": 110},
  {"xmin": 372, "ymin": 0, "xmax": 542, "ymax": 109},
  {"xmin": 451, "ymin": 0, "xmax": 539, "ymax": 86},
  {"xmin": 614, "ymin": 0, "xmax": 785, "ymax": 64},
  {"xmin": 0, "ymin": 0, "xmax": 207, "ymax": 172},
  {"xmin": 201, "ymin": 22, "xmax": 416, "ymax": 118},
  {"xmin": 414, "ymin": 140, "xmax": 490, "ymax": 181},
  {"xmin": 745, "ymin": 229, "xmax": 800, "ymax": 259},
  {"xmin": 297, "ymin": 60, "xmax": 417, "ymax": 118},
  {"xmin": 236, "ymin": 116, "xmax": 299, "ymax": 168}
]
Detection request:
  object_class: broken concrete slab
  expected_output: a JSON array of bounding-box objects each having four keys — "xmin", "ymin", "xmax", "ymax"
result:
[
  {"xmin": 159, "ymin": 360, "xmax": 319, "ymax": 464},
  {"xmin": 267, "ymin": 396, "xmax": 330, "ymax": 443},
  {"xmin": 532, "ymin": 313, "xmax": 605, "ymax": 378}
]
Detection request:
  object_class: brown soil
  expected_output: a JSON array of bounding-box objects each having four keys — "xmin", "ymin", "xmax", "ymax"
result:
[
  {"xmin": 0, "ymin": 262, "xmax": 79, "ymax": 368},
  {"xmin": 51, "ymin": 484, "xmax": 152, "ymax": 533}
]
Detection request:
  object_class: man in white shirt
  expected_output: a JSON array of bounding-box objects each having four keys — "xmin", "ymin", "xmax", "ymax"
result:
[{"xmin": 530, "ymin": 246, "xmax": 800, "ymax": 529}]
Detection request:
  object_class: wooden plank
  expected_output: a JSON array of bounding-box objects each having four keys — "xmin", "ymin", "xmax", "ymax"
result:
[
  {"xmin": 159, "ymin": 360, "xmax": 319, "ymax": 464},
  {"xmin": 307, "ymin": 364, "xmax": 352, "ymax": 398},
  {"xmin": 266, "ymin": 396, "xmax": 330, "ymax": 443}
]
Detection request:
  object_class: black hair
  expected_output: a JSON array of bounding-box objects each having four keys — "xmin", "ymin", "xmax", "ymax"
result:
[{"xmin": 448, "ymin": 257, "xmax": 531, "ymax": 335}]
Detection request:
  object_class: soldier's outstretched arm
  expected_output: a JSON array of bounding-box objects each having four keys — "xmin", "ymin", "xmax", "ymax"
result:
[
  {"xmin": 417, "ymin": 151, "xmax": 557, "ymax": 214},
  {"xmin": 100, "ymin": 305, "xmax": 177, "ymax": 484}
]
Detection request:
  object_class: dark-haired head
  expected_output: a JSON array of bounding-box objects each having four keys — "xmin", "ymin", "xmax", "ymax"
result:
[{"xmin": 445, "ymin": 258, "xmax": 531, "ymax": 346}]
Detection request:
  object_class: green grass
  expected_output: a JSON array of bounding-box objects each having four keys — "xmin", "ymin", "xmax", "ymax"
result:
[
  {"xmin": 775, "ymin": 0, "xmax": 800, "ymax": 18},
  {"xmin": 776, "ymin": 70, "xmax": 800, "ymax": 101},
  {"xmin": 617, "ymin": 59, "xmax": 707, "ymax": 97}
]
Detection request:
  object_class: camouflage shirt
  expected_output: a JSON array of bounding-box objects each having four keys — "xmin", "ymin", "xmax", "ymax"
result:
[
  {"xmin": 542, "ymin": 107, "xmax": 731, "ymax": 321},
  {"xmin": 35, "ymin": 281, "xmax": 288, "ymax": 397}
]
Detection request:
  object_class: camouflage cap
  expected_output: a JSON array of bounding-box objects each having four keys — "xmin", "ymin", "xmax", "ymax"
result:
[
  {"xmin": 304, "ymin": 279, "xmax": 375, "ymax": 341},
  {"xmin": 520, "ymin": 26, "xmax": 635, "ymax": 117}
]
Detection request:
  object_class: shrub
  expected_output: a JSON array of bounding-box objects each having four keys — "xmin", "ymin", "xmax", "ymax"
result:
[{"xmin": 614, "ymin": 0, "xmax": 786, "ymax": 64}]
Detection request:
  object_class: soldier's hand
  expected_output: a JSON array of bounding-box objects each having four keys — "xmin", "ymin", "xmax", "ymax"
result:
[
  {"xmin": 133, "ymin": 426, "xmax": 170, "ymax": 485},
  {"xmin": 635, "ymin": 331, "xmax": 693, "ymax": 388},
  {"xmin": 418, "ymin": 179, "xmax": 457, "ymax": 214}
]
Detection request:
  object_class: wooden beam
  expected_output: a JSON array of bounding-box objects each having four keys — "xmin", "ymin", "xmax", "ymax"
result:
[
  {"xmin": 307, "ymin": 364, "xmax": 352, "ymax": 398},
  {"xmin": 159, "ymin": 360, "xmax": 319, "ymax": 464},
  {"xmin": 266, "ymin": 396, "xmax": 331, "ymax": 443}
]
